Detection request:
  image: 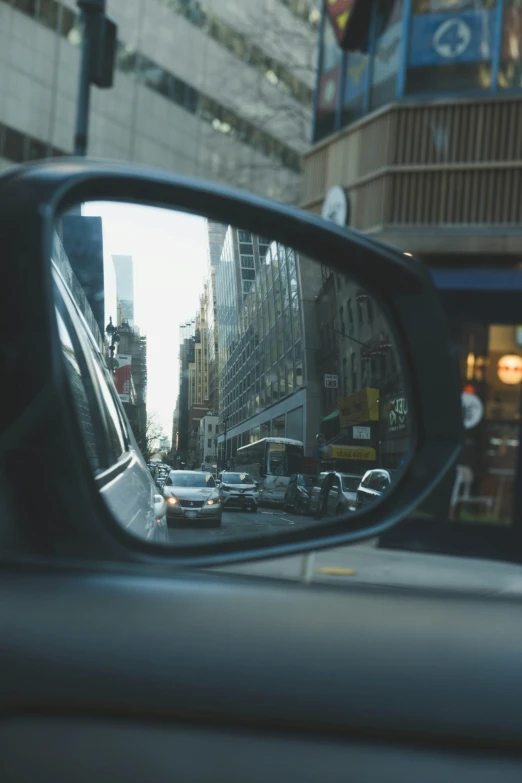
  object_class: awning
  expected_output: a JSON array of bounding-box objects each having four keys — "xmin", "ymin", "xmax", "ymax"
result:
[
  {"xmin": 322, "ymin": 410, "xmax": 339, "ymax": 422},
  {"xmin": 430, "ymin": 268, "xmax": 522, "ymax": 324}
]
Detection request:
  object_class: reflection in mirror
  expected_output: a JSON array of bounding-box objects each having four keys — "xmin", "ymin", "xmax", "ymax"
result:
[{"xmin": 52, "ymin": 202, "xmax": 413, "ymax": 546}]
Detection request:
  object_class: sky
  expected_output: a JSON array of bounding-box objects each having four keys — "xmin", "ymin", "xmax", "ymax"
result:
[{"xmin": 83, "ymin": 201, "xmax": 210, "ymax": 439}]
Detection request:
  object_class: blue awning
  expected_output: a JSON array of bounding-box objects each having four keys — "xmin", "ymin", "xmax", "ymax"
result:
[{"xmin": 430, "ymin": 268, "xmax": 522, "ymax": 292}]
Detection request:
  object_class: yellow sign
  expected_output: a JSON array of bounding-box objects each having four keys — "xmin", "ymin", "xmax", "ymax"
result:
[
  {"xmin": 338, "ymin": 388, "xmax": 379, "ymax": 427},
  {"xmin": 330, "ymin": 446, "xmax": 376, "ymax": 461}
]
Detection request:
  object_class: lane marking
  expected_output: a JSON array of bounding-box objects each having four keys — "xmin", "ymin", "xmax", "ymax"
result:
[{"xmin": 317, "ymin": 567, "xmax": 357, "ymax": 576}]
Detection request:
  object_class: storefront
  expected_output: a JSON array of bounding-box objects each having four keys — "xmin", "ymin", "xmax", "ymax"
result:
[
  {"xmin": 319, "ymin": 387, "xmax": 380, "ymax": 474},
  {"xmin": 382, "ymin": 267, "xmax": 522, "ymax": 562},
  {"xmin": 379, "ymin": 393, "xmax": 411, "ymax": 471}
]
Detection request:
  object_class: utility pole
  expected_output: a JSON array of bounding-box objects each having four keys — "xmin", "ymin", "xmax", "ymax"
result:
[
  {"xmin": 74, "ymin": 0, "xmax": 117, "ymax": 156},
  {"xmin": 222, "ymin": 415, "xmax": 229, "ymax": 471}
]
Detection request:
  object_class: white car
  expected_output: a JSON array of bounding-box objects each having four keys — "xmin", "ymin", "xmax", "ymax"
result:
[
  {"xmin": 163, "ymin": 471, "xmax": 222, "ymax": 527},
  {"xmin": 219, "ymin": 472, "xmax": 259, "ymax": 512}
]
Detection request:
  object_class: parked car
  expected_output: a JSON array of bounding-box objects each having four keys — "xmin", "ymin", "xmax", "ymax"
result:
[
  {"xmin": 284, "ymin": 474, "xmax": 316, "ymax": 515},
  {"xmin": 309, "ymin": 472, "xmax": 335, "ymax": 519},
  {"xmin": 322, "ymin": 472, "xmax": 362, "ymax": 517},
  {"xmin": 163, "ymin": 470, "xmax": 222, "ymax": 527},
  {"xmin": 219, "ymin": 471, "xmax": 259, "ymax": 512},
  {"xmin": 355, "ymin": 469, "xmax": 399, "ymax": 510}
]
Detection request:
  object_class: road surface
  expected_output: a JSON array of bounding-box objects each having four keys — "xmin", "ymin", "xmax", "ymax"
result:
[{"xmin": 168, "ymin": 506, "xmax": 310, "ymax": 544}]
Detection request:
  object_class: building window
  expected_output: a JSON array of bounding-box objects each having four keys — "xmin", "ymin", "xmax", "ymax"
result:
[
  {"xmin": 347, "ymin": 299, "xmax": 354, "ymax": 331},
  {"xmin": 358, "ymin": 298, "xmax": 364, "ymax": 326},
  {"xmin": 208, "ymin": 423, "xmax": 212, "ymax": 433},
  {"xmin": 13, "ymin": 0, "xmax": 37, "ymax": 18},
  {"xmin": 314, "ymin": 15, "xmax": 342, "ymax": 142},
  {"xmin": 208, "ymin": 439, "xmax": 212, "ymax": 448}
]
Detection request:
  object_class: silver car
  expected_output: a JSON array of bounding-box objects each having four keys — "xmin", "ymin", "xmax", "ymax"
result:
[
  {"xmin": 219, "ymin": 471, "xmax": 259, "ymax": 512},
  {"xmin": 163, "ymin": 470, "xmax": 222, "ymax": 527}
]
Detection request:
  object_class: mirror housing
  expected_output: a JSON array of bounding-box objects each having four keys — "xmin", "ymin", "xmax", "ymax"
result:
[
  {"xmin": 153, "ymin": 494, "xmax": 167, "ymax": 520},
  {"xmin": 0, "ymin": 159, "xmax": 462, "ymax": 566}
]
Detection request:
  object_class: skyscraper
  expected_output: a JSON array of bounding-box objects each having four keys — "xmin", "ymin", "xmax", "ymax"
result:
[
  {"xmin": 214, "ymin": 228, "xmax": 322, "ymax": 465},
  {"xmin": 112, "ymin": 255, "xmax": 134, "ymax": 327},
  {"xmin": 206, "ymin": 221, "xmax": 228, "ymax": 414}
]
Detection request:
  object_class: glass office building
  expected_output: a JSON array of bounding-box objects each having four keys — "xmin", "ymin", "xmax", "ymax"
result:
[{"xmin": 215, "ymin": 227, "xmax": 307, "ymax": 463}]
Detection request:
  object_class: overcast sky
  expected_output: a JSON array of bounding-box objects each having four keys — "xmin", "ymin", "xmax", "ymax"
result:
[{"xmin": 83, "ymin": 201, "xmax": 209, "ymax": 439}]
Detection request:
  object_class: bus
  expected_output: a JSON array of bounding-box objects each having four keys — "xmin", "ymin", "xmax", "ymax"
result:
[{"xmin": 234, "ymin": 437, "xmax": 304, "ymax": 506}]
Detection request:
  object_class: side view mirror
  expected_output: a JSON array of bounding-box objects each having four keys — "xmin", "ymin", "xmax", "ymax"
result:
[
  {"xmin": 153, "ymin": 494, "xmax": 167, "ymax": 520},
  {"xmin": 2, "ymin": 159, "xmax": 461, "ymax": 566}
]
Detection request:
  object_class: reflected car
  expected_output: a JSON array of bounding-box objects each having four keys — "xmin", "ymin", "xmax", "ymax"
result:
[
  {"xmin": 309, "ymin": 472, "xmax": 337, "ymax": 519},
  {"xmin": 219, "ymin": 472, "xmax": 259, "ymax": 512},
  {"xmin": 284, "ymin": 474, "xmax": 316, "ymax": 515},
  {"xmin": 324, "ymin": 473, "xmax": 363, "ymax": 517},
  {"xmin": 163, "ymin": 470, "xmax": 222, "ymax": 527},
  {"xmin": 355, "ymin": 469, "xmax": 399, "ymax": 510}
]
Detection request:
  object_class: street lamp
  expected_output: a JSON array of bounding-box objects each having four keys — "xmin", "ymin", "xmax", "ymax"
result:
[
  {"xmin": 105, "ymin": 316, "xmax": 120, "ymax": 372},
  {"xmin": 221, "ymin": 414, "xmax": 229, "ymax": 471}
]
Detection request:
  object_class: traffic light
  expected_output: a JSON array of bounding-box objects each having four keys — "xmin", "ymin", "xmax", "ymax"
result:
[{"xmin": 90, "ymin": 14, "xmax": 117, "ymax": 88}]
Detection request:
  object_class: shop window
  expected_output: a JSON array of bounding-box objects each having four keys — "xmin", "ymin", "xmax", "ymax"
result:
[
  {"xmin": 370, "ymin": 0, "xmax": 402, "ymax": 110},
  {"xmin": 342, "ymin": 50, "xmax": 368, "ymax": 129},
  {"xmin": 406, "ymin": 0, "xmax": 495, "ymax": 95},
  {"xmin": 498, "ymin": 0, "xmax": 522, "ymax": 89},
  {"xmin": 314, "ymin": 18, "xmax": 342, "ymax": 141}
]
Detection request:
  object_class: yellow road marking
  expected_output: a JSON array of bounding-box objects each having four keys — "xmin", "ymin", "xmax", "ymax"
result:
[{"xmin": 317, "ymin": 567, "xmax": 357, "ymax": 576}]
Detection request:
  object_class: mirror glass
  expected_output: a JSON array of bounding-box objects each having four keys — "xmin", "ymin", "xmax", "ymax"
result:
[{"xmin": 53, "ymin": 201, "xmax": 413, "ymax": 545}]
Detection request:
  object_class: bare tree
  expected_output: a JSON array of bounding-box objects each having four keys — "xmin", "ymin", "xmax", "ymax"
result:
[{"xmin": 140, "ymin": 413, "xmax": 166, "ymax": 462}]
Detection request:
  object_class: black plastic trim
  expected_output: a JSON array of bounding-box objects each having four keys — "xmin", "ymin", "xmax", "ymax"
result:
[{"xmin": 0, "ymin": 159, "xmax": 462, "ymax": 566}]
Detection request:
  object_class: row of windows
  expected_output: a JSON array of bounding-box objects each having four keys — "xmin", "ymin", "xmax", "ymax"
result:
[
  {"xmin": 159, "ymin": 0, "xmax": 313, "ymax": 106},
  {"xmin": 216, "ymin": 237, "xmax": 304, "ymax": 426},
  {"xmin": 338, "ymin": 296, "xmax": 373, "ymax": 335},
  {"xmin": 120, "ymin": 48, "xmax": 301, "ymax": 172},
  {"xmin": 0, "ymin": 120, "xmax": 66, "ymax": 163},
  {"xmin": 3, "ymin": 0, "xmax": 302, "ymax": 173}
]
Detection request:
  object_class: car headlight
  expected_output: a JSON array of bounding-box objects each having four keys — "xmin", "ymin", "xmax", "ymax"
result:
[
  {"xmin": 166, "ymin": 496, "xmax": 178, "ymax": 505},
  {"xmin": 206, "ymin": 494, "xmax": 221, "ymax": 506}
]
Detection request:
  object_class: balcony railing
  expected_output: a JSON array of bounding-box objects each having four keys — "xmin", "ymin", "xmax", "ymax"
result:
[{"xmin": 302, "ymin": 97, "xmax": 522, "ymax": 241}]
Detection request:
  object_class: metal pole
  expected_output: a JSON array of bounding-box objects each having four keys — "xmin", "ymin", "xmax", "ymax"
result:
[{"xmin": 74, "ymin": 7, "xmax": 95, "ymax": 155}]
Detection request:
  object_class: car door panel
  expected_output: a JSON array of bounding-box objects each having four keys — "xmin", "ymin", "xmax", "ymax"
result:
[
  {"xmin": 3, "ymin": 563, "xmax": 522, "ymax": 754},
  {"xmin": 2, "ymin": 717, "xmax": 522, "ymax": 783}
]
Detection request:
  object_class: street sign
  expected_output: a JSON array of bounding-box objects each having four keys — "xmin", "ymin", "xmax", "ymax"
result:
[
  {"xmin": 353, "ymin": 425, "xmax": 371, "ymax": 440},
  {"xmin": 330, "ymin": 445, "xmax": 376, "ymax": 461},
  {"xmin": 324, "ymin": 374, "xmax": 339, "ymax": 388}
]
